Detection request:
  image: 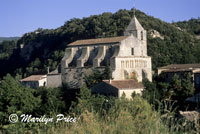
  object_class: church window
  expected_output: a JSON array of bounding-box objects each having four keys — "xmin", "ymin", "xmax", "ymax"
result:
[
  {"xmin": 131, "ymin": 48, "xmax": 134, "ymax": 55},
  {"xmin": 141, "ymin": 31, "xmax": 143, "ymax": 40}
]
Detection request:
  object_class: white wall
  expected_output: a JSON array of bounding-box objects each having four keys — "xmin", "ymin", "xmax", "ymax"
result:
[
  {"xmin": 118, "ymin": 88, "xmax": 143, "ymax": 99},
  {"xmin": 38, "ymin": 78, "xmax": 47, "ymax": 87}
]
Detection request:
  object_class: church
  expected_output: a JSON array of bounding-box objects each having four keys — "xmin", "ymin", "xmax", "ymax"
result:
[{"xmin": 47, "ymin": 15, "xmax": 152, "ymax": 89}]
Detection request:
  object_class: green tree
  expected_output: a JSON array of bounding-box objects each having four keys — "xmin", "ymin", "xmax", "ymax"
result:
[
  {"xmin": 170, "ymin": 74, "xmax": 182, "ymax": 98},
  {"xmin": 142, "ymin": 78, "xmax": 160, "ymax": 107},
  {"xmin": 78, "ymin": 84, "xmax": 93, "ymax": 111},
  {"xmin": 181, "ymin": 73, "xmax": 195, "ymax": 97},
  {"xmin": 0, "ymin": 74, "xmax": 41, "ymax": 125},
  {"xmin": 85, "ymin": 68, "xmax": 102, "ymax": 88},
  {"xmin": 35, "ymin": 87, "xmax": 65, "ymax": 115},
  {"xmin": 103, "ymin": 64, "xmax": 112, "ymax": 80}
]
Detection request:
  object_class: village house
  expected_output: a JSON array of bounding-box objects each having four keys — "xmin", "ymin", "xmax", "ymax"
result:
[
  {"xmin": 91, "ymin": 79, "xmax": 144, "ymax": 99},
  {"xmin": 20, "ymin": 75, "xmax": 47, "ymax": 88},
  {"xmin": 157, "ymin": 64, "xmax": 200, "ymax": 90}
]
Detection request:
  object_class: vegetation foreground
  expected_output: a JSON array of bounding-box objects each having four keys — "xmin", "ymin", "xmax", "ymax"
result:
[{"xmin": 0, "ymin": 75, "xmax": 199, "ymax": 134}]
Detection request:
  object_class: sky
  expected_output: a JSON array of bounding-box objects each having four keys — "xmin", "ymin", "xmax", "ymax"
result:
[{"xmin": 0, "ymin": 0, "xmax": 199, "ymax": 37}]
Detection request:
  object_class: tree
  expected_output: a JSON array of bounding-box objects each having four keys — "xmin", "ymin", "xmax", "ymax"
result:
[
  {"xmin": 170, "ymin": 74, "xmax": 182, "ymax": 98},
  {"xmin": 85, "ymin": 68, "xmax": 102, "ymax": 88},
  {"xmin": 103, "ymin": 64, "xmax": 112, "ymax": 80},
  {"xmin": 170, "ymin": 73, "xmax": 195, "ymax": 101},
  {"xmin": 142, "ymin": 78, "xmax": 160, "ymax": 107},
  {"xmin": 181, "ymin": 73, "xmax": 195, "ymax": 97},
  {"xmin": 72, "ymin": 84, "xmax": 94, "ymax": 114},
  {"xmin": 0, "ymin": 74, "xmax": 41, "ymax": 125},
  {"xmin": 34, "ymin": 87, "xmax": 65, "ymax": 115}
]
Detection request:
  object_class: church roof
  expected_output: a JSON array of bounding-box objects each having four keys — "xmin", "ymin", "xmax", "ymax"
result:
[
  {"xmin": 159, "ymin": 64, "xmax": 200, "ymax": 70},
  {"xmin": 103, "ymin": 79, "xmax": 144, "ymax": 89},
  {"xmin": 68, "ymin": 36, "xmax": 128, "ymax": 46},
  {"xmin": 125, "ymin": 16, "xmax": 144, "ymax": 32}
]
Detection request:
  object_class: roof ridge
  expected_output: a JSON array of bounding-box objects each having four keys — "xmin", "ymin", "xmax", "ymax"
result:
[{"xmin": 68, "ymin": 36, "xmax": 129, "ymax": 46}]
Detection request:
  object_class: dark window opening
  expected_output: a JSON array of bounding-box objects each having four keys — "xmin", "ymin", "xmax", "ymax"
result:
[
  {"xmin": 131, "ymin": 48, "xmax": 134, "ymax": 55},
  {"xmin": 141, "ymin": 31, "xmax": 143, "ymax": 40}
]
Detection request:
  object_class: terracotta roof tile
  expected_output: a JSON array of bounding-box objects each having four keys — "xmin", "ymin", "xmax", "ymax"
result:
[
  {"xmin": 20, "ymin": 75, "xmax": 46, "ymax": 82},
  {"xmin": 103, "ymin": 79, "xmax": 144, "ymax": 89},
  {"xmin": 68, "ymin": 36, "xmax": 128, "ymax": 46}
]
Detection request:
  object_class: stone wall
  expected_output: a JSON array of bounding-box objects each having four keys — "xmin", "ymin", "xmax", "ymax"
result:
[{"xmin": 47, "ymin": 74, "xmax": 62, "ymax": 88}]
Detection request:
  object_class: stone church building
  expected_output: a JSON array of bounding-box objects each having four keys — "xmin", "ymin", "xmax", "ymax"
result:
[{"xmin": 47, "ymin": 16, "xmax": 152, "ymax": 88}]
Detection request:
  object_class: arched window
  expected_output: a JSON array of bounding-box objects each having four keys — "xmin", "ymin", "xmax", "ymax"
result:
[{"xmin": 141, "ymin": 31, "xmax": 143, "ymax": 40}]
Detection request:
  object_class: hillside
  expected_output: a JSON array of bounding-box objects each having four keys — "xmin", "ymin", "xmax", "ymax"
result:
[
  {"xmin": 173, "ymin": 18, "xmax": 200, "ymax": 35},
  {"xmin": 0, "ymin": 9, "xmax": 200, "ymax": 78},
  {"xmin": 0, "ymin": 37, "xmax": 19, "ymax": 43}
]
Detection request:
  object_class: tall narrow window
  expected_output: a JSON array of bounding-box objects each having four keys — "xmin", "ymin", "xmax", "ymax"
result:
[
  {"xmin": 141, "ymin": 31, "xmax": 143, "ymax": 40},
  {"xmin": 131, "ymin": 48, "xmax": 134, "ymax": 55}
]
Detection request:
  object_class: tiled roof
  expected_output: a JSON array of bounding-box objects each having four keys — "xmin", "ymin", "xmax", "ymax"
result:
[
  {"xmin": 68, "ymin": 36, "xmax": 128, "ymax": 46},
  {"xmin": 163, "ymin": 69, "xmax": 193, "ymax": 73},
  {"xmin": 159, "ymin": 64, "xmax": 200, "ymax": 70},
  {"xmin": 20, "ymin": 75, "xmax": 46, "ymax": 82},
  {"xmin": 103, "ymin": 79, "xmax": 144, "ymax": 89}
]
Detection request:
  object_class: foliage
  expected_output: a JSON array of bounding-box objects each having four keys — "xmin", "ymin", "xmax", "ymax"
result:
[
  {"xmin": 34, "ymin": 87, "xmax": 65, "ymax": 115},
  {"xmin": 0, "ymin": 74, "xmax": 41, "ymax": 125},
  {"xmin": 0, "ymin": 40, "xmax": 17, "ymax": 60},
  {"xmin": 143, "ymin": 72, "xmax": 195, "ymax": 111},
  {"xmin": 174, "ymin": 18, "xmax": 200, "ymax": 35},
  {"xmin": 142, "ymin": 78, "xmax": 161, "ymax": 107},
  {"xmin": 85, "ymin": 65, "xmax": 112, "ymax": 88},
  {"xmin": 0, "ymin": 75, "xmax": 199, "ymax": 133},
  {"xmin": 170, "ymin": 73, "xmax": 195, "ymax": 104}
]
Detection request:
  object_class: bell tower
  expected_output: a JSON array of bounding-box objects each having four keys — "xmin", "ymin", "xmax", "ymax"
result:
[{"xmin": 124, "ymin": 14, "xmax": 146, "ymax": 42}]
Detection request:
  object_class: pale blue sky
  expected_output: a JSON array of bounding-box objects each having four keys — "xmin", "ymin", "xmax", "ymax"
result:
[{"xmin": 0, "ymin": 0, "xmax": 199, "ymax": 37}]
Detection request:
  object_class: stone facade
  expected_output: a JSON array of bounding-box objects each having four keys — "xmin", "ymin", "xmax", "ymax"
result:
[{"xmin": 48, "ymin": 16, "xmax": 152, "ymax": 88}]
